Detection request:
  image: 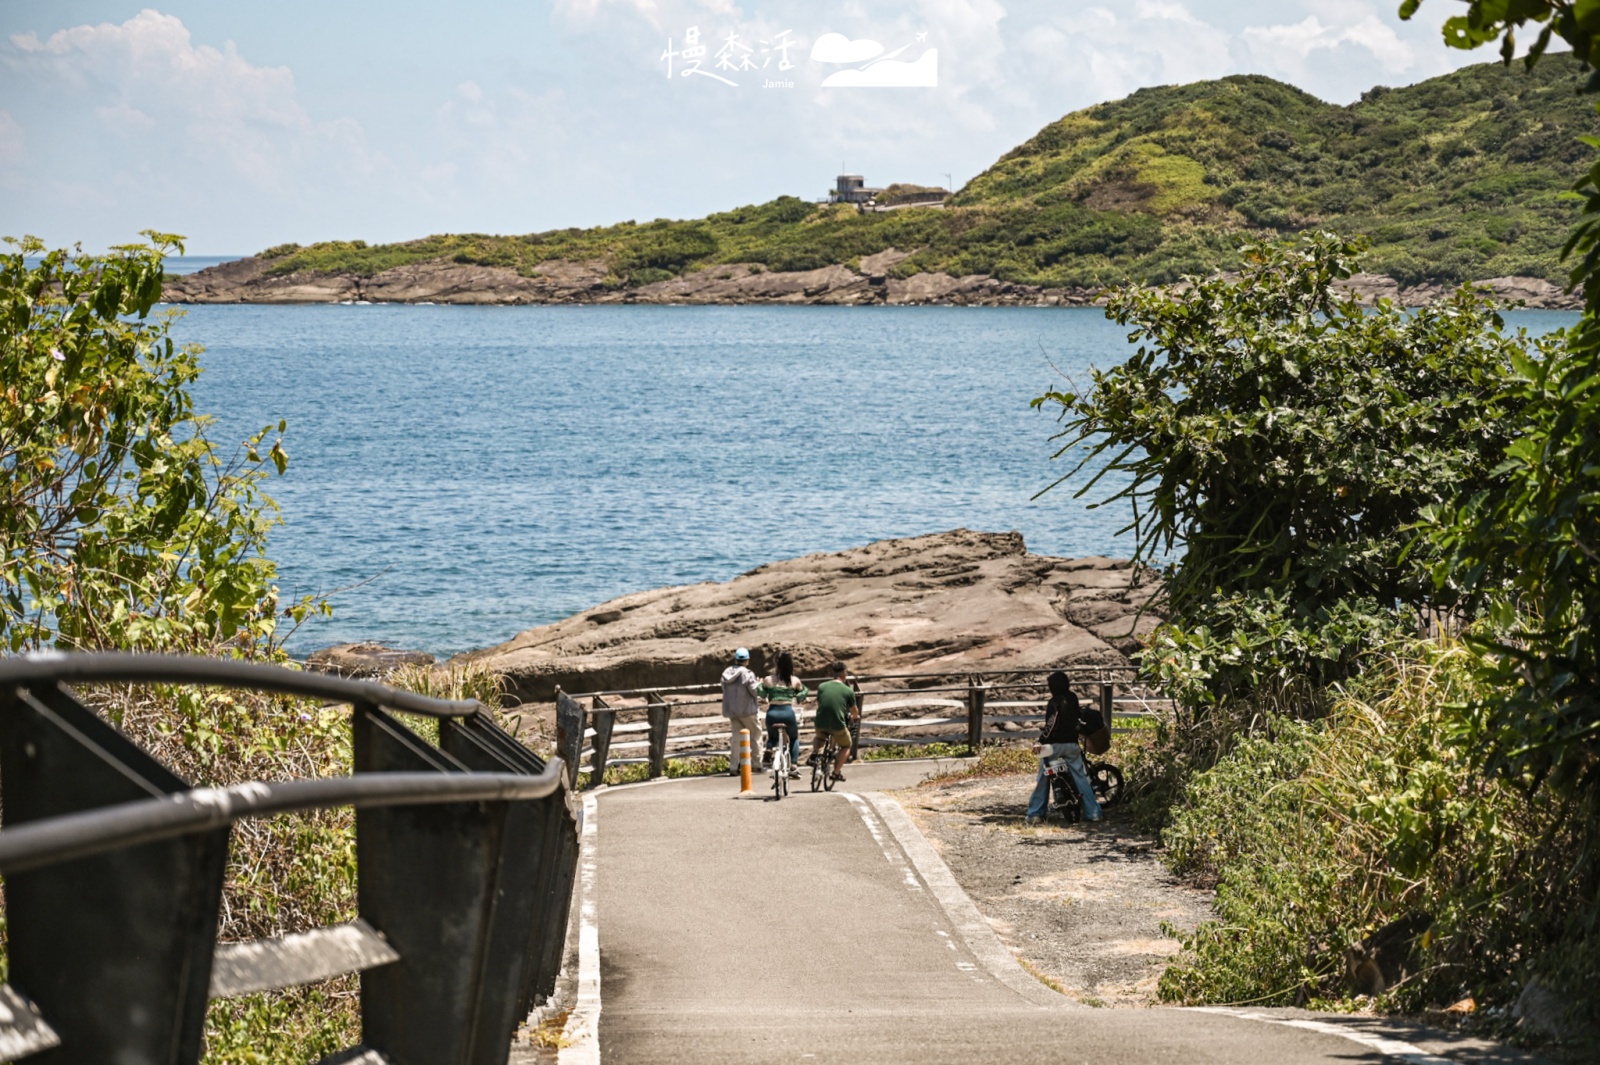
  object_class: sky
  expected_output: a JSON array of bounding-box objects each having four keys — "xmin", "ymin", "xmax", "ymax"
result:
[{"xmin": 0, "ymin": 1, "xmax": 1502, "ymax": 254}]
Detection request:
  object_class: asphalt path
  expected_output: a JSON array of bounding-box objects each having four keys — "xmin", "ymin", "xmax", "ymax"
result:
[{"xmin": 579, "ymin": 761, "xmax": 1542, "ymax": 1065}]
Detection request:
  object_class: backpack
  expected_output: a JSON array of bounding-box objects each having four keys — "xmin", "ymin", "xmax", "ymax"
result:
[{"xmin": 1081, "ymin": 706, "xmax": 1111, "ymax": 755}]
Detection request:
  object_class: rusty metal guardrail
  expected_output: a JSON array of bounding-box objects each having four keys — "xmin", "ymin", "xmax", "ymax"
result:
[
  {"xmin": 0, "ymin": 652, "xmax": 579, "ymax": 1065},
  {"xmin": 555, "ymin": 664, "xmax": 1171, "ymax": 788}
]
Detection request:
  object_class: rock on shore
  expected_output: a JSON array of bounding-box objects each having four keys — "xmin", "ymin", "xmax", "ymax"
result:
[
  {"xmin": 305, "ymin": 642, "xmax": 436, "ymax": 678},
  {"xmin": 458, "ymin": 529, "xmax": 1162, "ymax": 706},
  {"xmin": 161, "ymin": 250, "xmax": 1581, "ymax": 310}
]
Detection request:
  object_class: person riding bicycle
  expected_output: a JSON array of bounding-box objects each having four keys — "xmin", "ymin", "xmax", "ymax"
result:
[
  {"xmin": 806, "ymin": 662, "xmax": 857, "ymax": 783},
  {"xmin": 1025, "ymin": 671, "xmax": 1103, "ymax": 824},
  {"xmin": 758, "ymin": 650, "xmax": 807, "ymax": 780}
]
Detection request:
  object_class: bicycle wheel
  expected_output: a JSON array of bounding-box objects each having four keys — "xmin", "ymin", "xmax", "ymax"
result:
[
  {"xmin": 810, "ymin": 751, "xmax": 825, "ymax": 792},
  {"xmin": 772, "ymin": 760, "xmax": 784, "ymax": 801},
  {"xmin": 1090, "ymin": 763, "xmax": 1124, "ymax": 807}
]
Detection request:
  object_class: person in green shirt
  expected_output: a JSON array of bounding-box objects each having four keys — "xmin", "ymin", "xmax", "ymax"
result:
[
  {"xmin": 757, "ymin": 650, "xmax": 808, "ymax": 778},
  {"xmin": 807, "ymin": 661, "xmax": 858, "ymax": 782}
]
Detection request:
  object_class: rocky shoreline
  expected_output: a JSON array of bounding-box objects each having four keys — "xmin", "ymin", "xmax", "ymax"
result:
[
  {"xmin": 164, "ymin": 248, "xmax": 1582, "ymax": 310},
  {"xmin": 305, "ymin": 530, "xmax": 1164, "ymax": 708},
  {"xmin": 454, "ymin": 529, "xmax": 1161, "ymax": 706}
]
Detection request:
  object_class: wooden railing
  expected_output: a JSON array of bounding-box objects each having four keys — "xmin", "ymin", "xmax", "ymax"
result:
[{"xmin": 0, "ymin": 653, "xmax": 578, "ymax": 1065}]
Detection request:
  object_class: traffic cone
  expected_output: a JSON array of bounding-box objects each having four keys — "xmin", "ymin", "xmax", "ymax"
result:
[{"xmin": 739, "ymin": 728, "xmax": 753, "ymax": 794}]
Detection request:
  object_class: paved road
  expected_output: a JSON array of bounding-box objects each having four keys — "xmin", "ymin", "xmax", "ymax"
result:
[{"xmin": 582, "ymin": 761, "xmax": 1538, "ymax": 1065}]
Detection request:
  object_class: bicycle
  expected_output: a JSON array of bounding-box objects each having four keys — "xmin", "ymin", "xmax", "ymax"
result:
[
  {"xmin": 810, "ymin": 735, "xmax": 839, "ymax": 793},
  {"xmin": 1044, "ymin": 752, "xmax": 1124, "ymax": 823},
  {"xmin": 769, "ymin": 734, "xmax": 790, "ymax": 800}
]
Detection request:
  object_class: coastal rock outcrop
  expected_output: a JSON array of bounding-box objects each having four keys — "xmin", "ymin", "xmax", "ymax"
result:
[
  {"xmin": 163, "ymin": 254, "xmax": 1582, "ymax": 309},
  {"xmin": 459, "ymin": 529, "xmax": 1162, "ymax": 706},
  {"xmin": 306, "ymin": 642, "xmax": 436, "ymax": 678}
]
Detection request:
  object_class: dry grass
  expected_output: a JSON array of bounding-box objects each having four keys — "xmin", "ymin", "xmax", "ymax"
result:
[{"xmin": 921, "ymin": 742, "xmax": 1036, "ymax": 785}]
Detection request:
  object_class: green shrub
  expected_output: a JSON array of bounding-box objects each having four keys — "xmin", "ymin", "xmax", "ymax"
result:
[{"xmin": 1157, "ymin": 639, "xmax": 1599, "ymax": 1047}]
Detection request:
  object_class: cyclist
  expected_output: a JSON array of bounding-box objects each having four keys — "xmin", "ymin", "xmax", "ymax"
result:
[
  {"xmin": 1025, "ymin": 671, "xmax": 1103, "ymax": 824},
  {"xmin": 807, "ymin": 662, "xmax": 858, "ymax": 783},
  {"xmin": 758, "ymin": 650, "xmax": 807, "ymax": 779}
]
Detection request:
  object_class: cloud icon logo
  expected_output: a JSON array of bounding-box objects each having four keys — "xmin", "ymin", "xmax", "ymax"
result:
[
  {"xmin": 821, "ymin": 49, "xmax": 938, "ymax": 88},
  {"xmin": 810, "ymin": 33, "xmax": 885, "ymax": 64}
]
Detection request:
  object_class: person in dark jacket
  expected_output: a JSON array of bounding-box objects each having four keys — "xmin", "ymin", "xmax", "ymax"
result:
[{"xmin": 1025, "ymin": 671, "xmax": 1103, "ymax": 824}]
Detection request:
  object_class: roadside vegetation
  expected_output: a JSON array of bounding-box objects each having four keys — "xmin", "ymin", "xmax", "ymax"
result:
[
  {"xmin": 257, "ymin": 56, "xmax": 1592, "ymax": 291},
  {"xmin": 1030, "ymin": 4, "xmax": 1600, "ymax": 1045},
  {"xmin": 1, "ymin": 237, "xmax": 530, "ymax": 1063}
]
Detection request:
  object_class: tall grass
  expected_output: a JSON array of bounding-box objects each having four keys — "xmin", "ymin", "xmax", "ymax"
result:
[{"xmin": 1154, "ymin": 638, "xmax": 1599, "ymax": 1051}]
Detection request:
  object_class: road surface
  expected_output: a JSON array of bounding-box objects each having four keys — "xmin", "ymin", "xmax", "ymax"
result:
[{"xmin": 566, "ymin": 760, "xmax": 1539, "ymax": 1065}]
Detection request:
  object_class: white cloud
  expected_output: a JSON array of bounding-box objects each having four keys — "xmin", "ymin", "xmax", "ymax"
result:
[
  {"xmin": 1017, "ymin": 1, "xmax": 1234, "ymax": 104},
  {"xmin": 94, "ymin": 101, "xmax": 156, "ymax": 132},
  {"xmin": 1241, "ymin": 14, "xmax": 1414, "ymax": 73},
  {"xmin": 431, "ymin": 83, "xmax": 573, "ymax": 196},
  {"xmin": 4, "ymin": 9, "xmax": 380, "ymax": 194},
  {"xmin": 820, "ymin": 49, "xmax": 937, "ymax": 87},
  {"xmin": 811, "ymin": 32, "xmax": 885, "ymax": 64}
]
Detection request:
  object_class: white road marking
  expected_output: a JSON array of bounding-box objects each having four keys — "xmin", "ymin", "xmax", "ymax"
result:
[
  {"xmin": 558, "ymin": 792, "xmax": 602, "ymax": 1065},
  {"xmin": 1189, "ymin": 1007, "xmax": 1459, "ymax": 1064},
  {"xmin": 860, "ymin": 792, "xmax": 1067, "ymax": 1009},
  {"xmin": 843, "ymin": 792, "xmax": 923, "ymax": 892}
]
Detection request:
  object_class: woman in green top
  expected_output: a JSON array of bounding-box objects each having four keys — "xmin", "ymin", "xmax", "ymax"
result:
[{"xmin": 758, "ymin": 650, "xmax": 808, "ymax": 778}]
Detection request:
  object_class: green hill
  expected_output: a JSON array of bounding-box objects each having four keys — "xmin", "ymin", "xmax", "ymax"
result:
[{"xmin": 262, "ymin": 57, "xmax": 1595, "ymax": 290}]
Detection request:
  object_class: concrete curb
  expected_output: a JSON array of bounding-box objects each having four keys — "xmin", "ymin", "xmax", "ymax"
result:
[{"xmin": 861, "ymin": 790, "xmax": 1069, "ymax": 1009}]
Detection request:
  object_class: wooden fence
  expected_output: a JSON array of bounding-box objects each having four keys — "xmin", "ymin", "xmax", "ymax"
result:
[{"xmin": 552, "ymin": 666, "xmax": 1170, "ymax": 789}]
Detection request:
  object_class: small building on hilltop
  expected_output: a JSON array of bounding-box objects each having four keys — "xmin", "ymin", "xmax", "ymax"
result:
[
  {"xmin": 829, "ymin": 174, "xmax": 949, "ymax": 210},
  {"xmin": 831, "ymin": 174, "xmax": 881, "ymax": 204}
]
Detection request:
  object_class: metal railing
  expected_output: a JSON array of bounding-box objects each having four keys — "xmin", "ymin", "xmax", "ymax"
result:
[
  {"xmin": 0, "ymin": 652, "xmax": 579, "ymax": 1065},
  {"xmin": 555, "ymin": 664, "xmax": 1171, "ymax": 787}
]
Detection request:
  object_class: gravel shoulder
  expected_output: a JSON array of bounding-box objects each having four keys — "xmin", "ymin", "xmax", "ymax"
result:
[{"xmin": 895, "ymin": 768, "xmax": 1214, "ymax": 1006}]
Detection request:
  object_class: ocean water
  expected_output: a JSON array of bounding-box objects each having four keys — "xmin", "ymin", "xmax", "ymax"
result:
[{"xmin": 172, "ymin": 303, "xmax": 1577, "ymax": 658}]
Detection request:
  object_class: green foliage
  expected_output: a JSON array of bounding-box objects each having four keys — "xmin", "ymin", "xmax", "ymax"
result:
[
  {"xmin": 1035, "ymin": 232, "xmax": 1527, "ymax": 699},
  {"xmin": 1148, "ymin": 591, "xmax": 1415, "ymax": 711},
  {"xmin": 0, "ymin": 235, "xmax": 326, "ymax": 653},
  {"xmin": 254, "ymin": 58, "xmax": 1593, "ymax": 292},
  {"xmin": 203, "ymin": 979, "xmax": 359, "ymax": 1065},
  {"xmin": 1159, "ymin": 641, "xmax": 1598, "ymax": 1041},
  {"xmin": 1425, "ymin": 331, "xmax": 1600, "ymax": 798},
  {"xmin": 1401, "ymin": 0, "xmax": 1600, "ymax": 808}
]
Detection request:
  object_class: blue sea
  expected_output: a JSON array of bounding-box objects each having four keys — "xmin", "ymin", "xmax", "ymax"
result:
[{"xmin": 168, "ymin": 288, "xmax": 1578, "ymax": 659}]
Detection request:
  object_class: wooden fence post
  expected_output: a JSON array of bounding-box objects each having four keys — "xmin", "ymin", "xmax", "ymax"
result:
[
  {"xmin": 646, "ymin": 694, "xmax": 672, "ymax": 779},
  {"xmin": 589, "ymin": 695, "xmax": 615, "ymax": 788},
  {"xmin": 966, "ymin": 676, "xmax": 985, "ymax": 752}
]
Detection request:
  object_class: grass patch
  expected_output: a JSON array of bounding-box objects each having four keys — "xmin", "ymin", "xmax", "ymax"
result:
[
  {"xmin": 601, "ymin": 756, "xmax": 729, "ymax": 786},
  {"xmin": 525, "ymin": 1009, "xmax": 572, "ymax": 1050},
  {"xmin": 861, "ymin": 741, "xmax": 972, "ymax": 761},
  {"xmin": 1018, "ymin": 956, "xmax": 1067, "ymax": 995},
  {"xmin": 923, "ymin": 743, "xmax": 1037, "ymax": 784}
]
